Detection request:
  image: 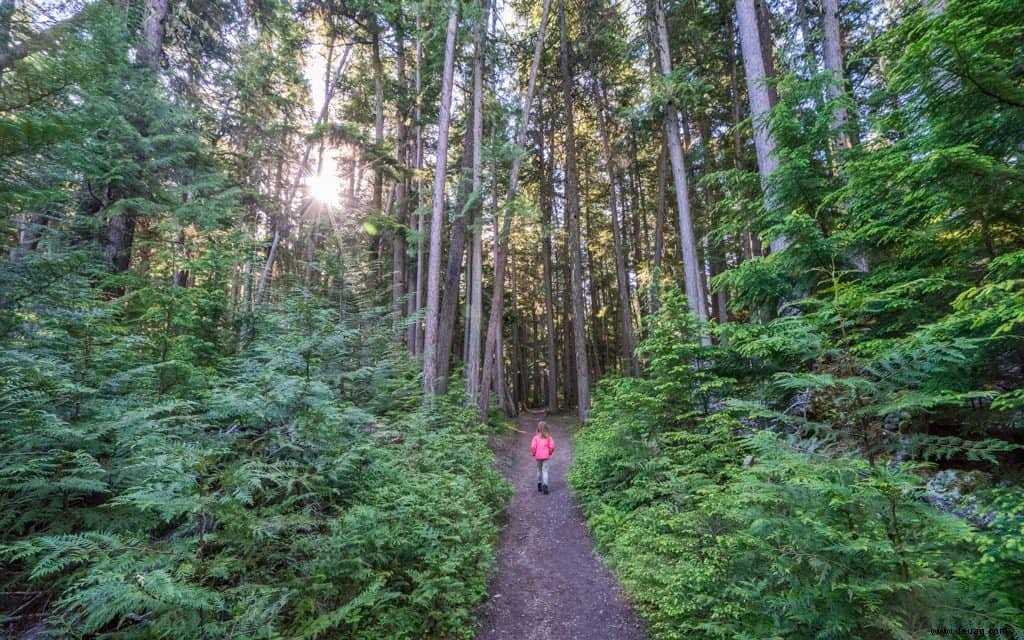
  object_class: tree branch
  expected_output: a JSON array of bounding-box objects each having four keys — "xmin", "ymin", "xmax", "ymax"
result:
[
  {"xmin": 951, "ymin": 41, "xmax": 1024, "ymax": 109},
  {"xmin": 0, "ymin": 6, "xmax": 94, "ymax": 71}
]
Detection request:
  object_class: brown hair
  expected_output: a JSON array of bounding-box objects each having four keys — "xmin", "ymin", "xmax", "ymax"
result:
[{"xmin": 537, "ymin": 421, "xmax": 551, "ymax": 439}]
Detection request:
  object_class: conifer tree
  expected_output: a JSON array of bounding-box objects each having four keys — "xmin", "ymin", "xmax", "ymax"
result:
[{"xmin": 422, "ymin": 0, "xmax": 460, "ymax": 396}]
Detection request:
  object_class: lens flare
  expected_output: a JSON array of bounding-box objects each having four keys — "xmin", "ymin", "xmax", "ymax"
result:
[{"xmin": 306, "ymin": 173, "xmax": 339, "ymax": 207}]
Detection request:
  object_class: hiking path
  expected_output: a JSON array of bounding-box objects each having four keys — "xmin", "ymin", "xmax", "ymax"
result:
[{"xmin": 475, "ymin": 412, "xmax": 648, "ymax": 640}]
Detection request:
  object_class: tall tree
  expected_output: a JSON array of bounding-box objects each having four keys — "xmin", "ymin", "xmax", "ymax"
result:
[
  {"xmin": 538, "ymin": 99, "xmax": 559, "ymax": 412},
  {"xmin": 650, "ymin": 0, "xmax": 709, "ymax": 327},
  {"xmin": 371, "ymin": 26, "xmax": 385, "ymax": 275},
  {"xmin": 736, "ymin": 0, "xmax": 788, "ymax": 253},
  {"xmin": 410, "ymin": 6, "xmax": 426, "ymax": 354},
  {"xmin": 465, "ymin": 0, "xmax": 488, "ymax": 405},
  {"xmin": 255, "ymin": 43, "xmax": 353, "ymax": 306},
  {"xmin": 393, "ymin": 22, "xmax": 411, "ymax": 321},
  {"xmin": 651, "ymin": 136, "xmax": 668, "ymax": 313},
  {"xmin": 435, "ymin": 128, "xmax": 475, "ymax": 392},
  {"xmin": 559, "ymin": 0, "xmax": 591, "ymax": 420},
  {"xmin": 421, "ymin": 1, "xmax": 460, "ymax": 396},
  {"xmin": 596, "ymin": 85, "xmax": 640, "ymax": 376},
  {"xmin": 821, "ymin": 0, "xmax": 852, "ymax": 151},
  {"xmin": 478, "ymin": 0, "xmax": 553, "ymax": 417}
]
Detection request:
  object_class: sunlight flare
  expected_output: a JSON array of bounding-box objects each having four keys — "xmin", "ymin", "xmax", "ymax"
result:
[{"xmin": 306, "ymin": 173, "xmax": 340, "ymax": 208}]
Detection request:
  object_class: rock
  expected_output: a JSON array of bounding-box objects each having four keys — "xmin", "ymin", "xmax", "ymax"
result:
[{"xmin": 924, "ymin": 469, "xmax": 996, "ymax": 527}]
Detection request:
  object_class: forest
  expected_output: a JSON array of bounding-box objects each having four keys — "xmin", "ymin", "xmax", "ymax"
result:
[{"xmin": 1, "ymin": 0, "xmax": 1022, "ymax": 637}]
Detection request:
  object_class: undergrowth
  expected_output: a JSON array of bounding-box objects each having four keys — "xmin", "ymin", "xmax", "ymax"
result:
[
  {"xmin": 570, "ymin": 289, "xmax": 1024, "ymax": 640},
  {"xmin": 1, "ymin": 293, "xmax": 511, "ymax": 639}
]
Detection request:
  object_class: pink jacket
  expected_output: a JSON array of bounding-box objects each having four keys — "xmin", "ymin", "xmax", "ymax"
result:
[{"xmin": 531, "ymin": 434, "xmax": 555, "ymax": 460}]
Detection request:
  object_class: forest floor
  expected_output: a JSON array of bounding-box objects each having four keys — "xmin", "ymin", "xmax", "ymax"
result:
[{"xmin": 475, "ymin": 412, "xmax": 648, "ymax": 640}]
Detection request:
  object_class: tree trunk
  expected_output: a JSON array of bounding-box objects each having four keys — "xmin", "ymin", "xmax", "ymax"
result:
[
  {"xmin": 421, "ymin": 3, "xmax": 460, "ymax": 396},
  {"xmin": 393, "ymin": 28, "xmax": 410, "ymax": 320},
  {"xmin": 559, "ymin": 0, "xmax": 591, "ymax": 420},
  {"xmin": 822, "ymin": 0, "xmax": 851, "ymax": 151},
  {"xmin": 560, "ymin": 231, "xmax": 576, "ymax": 410},
  {"xmin": 495, "ymin": 333, "xmax": 515, "ymax": 415},
  {"xmin": 651, "ymin": 0, "xmax": 710, "ymax": 330},
  {"xmin": 371, "ymin": 31, "xmax": 385, "ymax": 216},
  {"xmin": 479, "ymin": 0, "xmax": 553, "ymax": 419},
  {"xmin": 755, "ymin": 0, "xmax": 779, "ymax": 108},
  {"xmin": 736, "ymin": 0, "xmax": 788, "ymax": 253},
  {"xmin": 369, "ymin": 29, "xmax": 386, "ymax": 279},
  {"xmin": 596, "ymin": 87, "xmax": 640, "ymax": 376},
  {"xmin": 583, "ymin": 186, "xmax": 604, "ymax": 381},
  {"xmin": 466, "ymin": 0, "xmax": 489, "ymax": 406},
  {"xmin": 139, "ymin": 0, "xmax": 170, "ymax": 72},
  {"xmin": 727, "ymin": 19, "xmax": 762, "ymax": 261},
  {"xmin": 435, "ymin": 132, "xmax": 475, "ymax": 393},
  {"xmin": 103, "ymin": 201, "xmax": 136, "ymax": 274},
  {"xmin": 510, "ymin": 244, "xmax": 524, "ymax": 409},
  {"xmin": 412, "ymin": 12, "xmax": 426, "ymax": 355},
  {"xmin": 651, "ymin": 136, "xmax": 667, "ymax": 314},
  {"xmin": 408, "ymin": 7, "xmax": 426, "ymax": 354},
  {"xmin": 174, "ymin": 228, "xmax": 190, "ymax": 288},
  {"xmin": 539, "ymin": 105, "xmax": 559, "ymax": 412},
  {"xmin": 530, "ymin": 308, "xmax": 542, "ymax": 408},
  {"xmin": 627, "ymin": 132, "xmax": 646, "ymax": 277}
]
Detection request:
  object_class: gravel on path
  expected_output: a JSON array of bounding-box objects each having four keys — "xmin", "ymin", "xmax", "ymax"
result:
[{"xmin": 475, "ymin": 411, "xmax": 648, "ymax": 640}]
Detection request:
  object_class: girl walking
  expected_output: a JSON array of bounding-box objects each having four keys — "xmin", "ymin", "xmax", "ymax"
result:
[{"xmin": 531, "ymin": 421, "xmax": 555, "ymax": 494}]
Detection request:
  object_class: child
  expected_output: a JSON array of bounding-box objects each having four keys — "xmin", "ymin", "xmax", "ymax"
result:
[{"xmin": 531, "ymin": 421, "xmax": 555, "ymax": 494}]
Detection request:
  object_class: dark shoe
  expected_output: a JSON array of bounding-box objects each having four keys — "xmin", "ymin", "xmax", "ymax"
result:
[
  {"xmin": 542, "ymin": 485, "xmax": 549, "ymax": 494},
  {"xmin": 537, "ymin": 482, "xmax": 543, "ymax": 492}
]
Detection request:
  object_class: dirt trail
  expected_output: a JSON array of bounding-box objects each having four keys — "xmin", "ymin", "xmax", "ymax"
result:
[{"xmin": 475, "ymin": 412, "xmax": 648, "ymax": 640}]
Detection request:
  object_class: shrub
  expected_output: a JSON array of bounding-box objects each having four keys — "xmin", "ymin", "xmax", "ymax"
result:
[
  {"xmin": 570, "ymin": 289, "xmax": 1023, "ymax": 639},
  {"xmin": 1, "ymin": 300, "xmax": 511, "ymax": 639}
]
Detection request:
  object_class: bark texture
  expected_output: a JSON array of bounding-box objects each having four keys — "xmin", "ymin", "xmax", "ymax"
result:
[
  {"xmin": 138, "ymin": 0, "xmax": 170, "ymax": 72},
  {"xmin": 651, "ymin": 0, "xmax": 710, "ymax": 326},
  {"xmin": 822, "ymin": 0, "xmax": 851, "ymax": 150},
  {"xmin": 466, "ymin": 0, "xmax": 488, "ymax": 405},
  {"xmin": 422, "ymin": 4, "xmax": 460, "ymax": 395},
  {"xmin": 736, "ymin": 0, "xmax": 788, "ymax": 253}
]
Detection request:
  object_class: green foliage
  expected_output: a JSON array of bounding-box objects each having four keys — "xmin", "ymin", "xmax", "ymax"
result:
[
  {"xmin": 1, "ymin": 296, "xmax": 511, "ymax": 638},
  {"xmin": 637, "ymin": 288, "xmax": 733, "ymax": 422},
  {"xmin": 577, "ymin": 428, "xmax": 1017, "ymax": 639},
  {"xmin": 966, "ymin": 489, "xmax": 1024, "ymax": 604},
  {"xmin": 617, "ymin": 6, "xmax": 1024, "ymax": 628},
  {"xmin": 714, "ymin": 247, "xmax": 1024, "ymax": 464},
  {"xmin": 571, "ymin": 299, "xmax": 1024, "ymax": 639},
  {"xmin": 1, "ymin": 3, "xmax": 514, "ymax": 636}
]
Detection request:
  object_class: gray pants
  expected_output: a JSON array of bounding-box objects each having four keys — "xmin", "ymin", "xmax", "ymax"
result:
[{"xmin": 536, "ymin": 459, "xmax": 550, "ymax": 486}]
